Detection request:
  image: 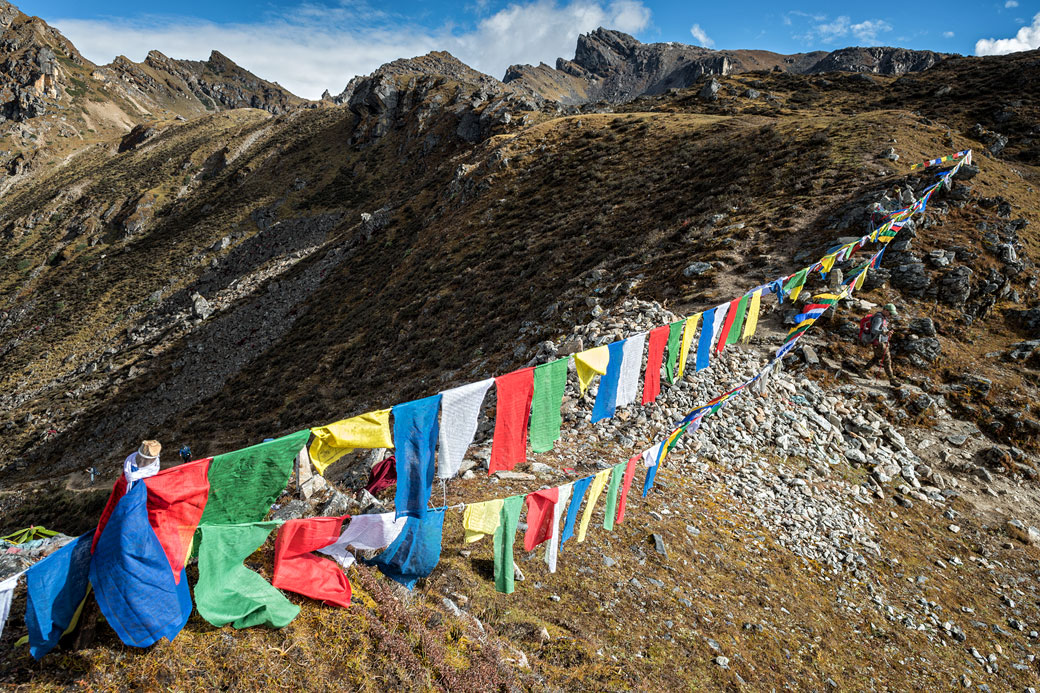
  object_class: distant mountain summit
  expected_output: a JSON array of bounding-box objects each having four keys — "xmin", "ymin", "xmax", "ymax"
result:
[{"xmin": 504, "ymin": 27, "xmax": 951, "ymax": 104}]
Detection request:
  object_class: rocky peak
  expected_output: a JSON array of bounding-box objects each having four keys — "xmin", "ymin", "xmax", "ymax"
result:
[{"xmin": 808, "ymin": 46, "xmax": 950, "ymax": 75}]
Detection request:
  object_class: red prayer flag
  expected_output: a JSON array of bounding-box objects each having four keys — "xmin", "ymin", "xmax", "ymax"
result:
[
  {"xmin": 615, "ymin": 455, "xmax": 640, "ymax": 525},
  {"xmin": 642, "ymin": 325, "xmax": 669, "ymax": 405},
  {"xmin": 363, "ymin": 455, "xmax": 397, "ymax": 495},
  {"xmin": 716, "ymin": 297, "xmax": 740, "ymax": 353},
  {"xmin": 523, "ymin": 487, "xmax": 560, "ymax": 552},
  {"xmin": 489, "ymin": 367, "xmax": 535, "ymax": 474},
  {"xmin": 92, "ymin": 459, "xmax": 212, "ymax": 583},
  {"xmin": 273, "ymin": 515, "xmax": 352, "ymax": 608}
]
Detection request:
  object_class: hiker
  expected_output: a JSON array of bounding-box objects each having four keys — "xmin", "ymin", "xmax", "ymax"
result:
[
  {"xmin": 179, "ymin": 445, "xmax": 192, "ymax": 464},
  {"xmin": 859, "ymin": 303, "xmax": 901, "ymax": 386},
  {"xmin": 123, "ymin": 440, "xmax": 161, "ymax": 484}
]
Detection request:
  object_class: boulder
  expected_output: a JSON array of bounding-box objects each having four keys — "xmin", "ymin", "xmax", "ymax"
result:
[
  {"xmin": 937, "ymin": 266, "xmax": 972, "ymax": 307},
  {"xmin": 908, "ymin": 317, "xmax": 936, "ymax": 336},
  {"xmin": 1007, "ymin": 519, "xmax": 1040, "ymax": 546},
  {"xmin": 699, "ymin": 78, "xmax": 720, "ymax": 102},
  {"xmin": 902, "ymin": 336, "xmax": 942, "ymax": 363},
  {"xmin": 190, "ymin": 292, "xmax": 213, "ymax": 320}
]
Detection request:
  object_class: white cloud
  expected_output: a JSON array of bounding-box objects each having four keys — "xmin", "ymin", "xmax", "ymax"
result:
[
  {"xmin": 850, "ymin": 19, "xmax": 893, "ymax": 43},
  {"xmin": 50, "ymin": 0, "xmax": 652, "ymax": 99},
  {"xmin": 976, "ymin": 11, "xmax": 1040, "ymax": 54},
  {"xmin": 943, "ymin": 30, "xmax": 955, "ymax": 38},
  {"xmin": 689, "ymin": 23, "xmax": 714, "ymax": 47},
  {"xmin": 794, "ymin": 14, "xmax": 893, "ymax": 45},
  {"xmin": 1006, "ymin": 1, "xmax": 1019, "ymax": 8}
]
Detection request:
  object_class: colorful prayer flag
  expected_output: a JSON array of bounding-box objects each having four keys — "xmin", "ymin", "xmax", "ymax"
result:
[{"xmin": 489, "ymin": 367, "xmax": 535, "ymax": 474}]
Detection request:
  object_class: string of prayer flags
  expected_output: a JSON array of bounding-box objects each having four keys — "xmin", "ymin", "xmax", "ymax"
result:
[
  {"xmin": 741, "ymin": 289, "xmax": 762, "ymax": 342},
  {"xmin": 463, "ymin": 499, "xmax": 504, "ymax": 544},
  {"xmin": 783, "ymin": 268, "xmax": 809, "ymax": 302},
  {"xmin": 577, "ymin": 469, "xmax": 610, "ymax": 542},
  {"xmin": 489, "ymin": 367, "xmax": 535, "ymax": 474},
  {"xmin": 642, "ymin": 325, "xmax": 670, "ymax": 405},
  {"xmin": 560, "ymin": 476, "xmax": 594, "ymax": 547},
  {"xmin": 362, "ymin": 509, "xmax": 446, "ymax": 590},
  {"xmin": 309, "ymin": 410, "xmax": 393, "ymax": 475},
  {"xmin": 616, "ymin": 333, "xmax": 646, "ymax": 407},
  {"xmin": 273, "ymin": 516, "xmax": 352, "ymax": 609},
  {"xmin": 677, "ymin": 314, "xmax": 700, "ymax": 380},
  {"xmin": 523, "ymin": 488, "xmax": 559, "ymax": 552},
  {"xmin": 318, "ymin": 512, "xmax": 408, "ymax": 569},
  {"xmin": 614, "ymin": 455, "xmax": 639, "ymax": 525},
  {"xmin": 89, "ymin": 483, "xmax": 192, "ymax": 648},
  {"xmin": 530, "ymin": 359, "xmax": 568, "ymax": 452},
  {"xmin": 200, "ymin": 430, "xmax": 310, "ymax": 526},
  {"xmin": 195, "ymin": 522, "xmax": 299, "ymax": 629},
  {"xmin": 437, "ymin": 379, "xmax": 494, "ymax": 478},
  {"xmin": 493, "ymin": 496, "xmax": 524, "ymax": 594},
  {"xmin": 393, "ymin": 394, "xmax": 442, "ymax": 519},
  {"xmin": 910, "ymin": 149, "xmax": 969, "ymax": 170},
  {"xmin": 591, "ymin": 341, "xmax": 625, "ymax": 423},
  {"xmin": 602, "ymin": 462, "xmax": 626, "ymax": 531},
  {"xmin": 544, "ymin": 483, "xmax": 572, "ymax": 573},
  {"xmin": 663, "ymin": 320, "xmax": 685, "ymax": 384},
  {"xmin": 574, "ymin": 346, "xmax": 609, "ymax": 396},
  {"xmin": 25, "ymin": 532, "xmax": 92, "ymax": 659},
  {"xmin": 696, "ymin": 307, "xmax": 715, "ymax": 371}
]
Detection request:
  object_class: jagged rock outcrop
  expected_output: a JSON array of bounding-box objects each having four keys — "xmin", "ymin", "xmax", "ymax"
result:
[{"xmin": 505, "ymin": 27, "xmax": 952, "ymax": 105}]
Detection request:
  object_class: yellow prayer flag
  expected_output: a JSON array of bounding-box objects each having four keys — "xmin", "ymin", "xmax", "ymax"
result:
[
  {"xmin": 677, "ymin": 313, "xmax": 701, "ymax": 380},
  {"xmin": 820, "ymin": 252, "xmax": 838, "ymax": 276},
  {"xmin": 463, "ymin": 499, "xmax": 504, "ymax": 543},
  {"xmin": 574, "ymin": 346, "xmax": 609, "ymax": 395},
  {"xmin": 741, "ymin": 289, "xmax": 762, "ymax": 342},
  {"xmin": 854, "ymin": 267, "xmax": 868, "ymax": 291},
  {"xmin": 309, "ymin": 408, "xmax": 393, "ymax": 475},
  {"xmin": 577, "ymin": 470, "xmax": 610, "ymax": 543}
]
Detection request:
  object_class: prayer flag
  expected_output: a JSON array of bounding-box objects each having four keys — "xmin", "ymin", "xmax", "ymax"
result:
[
  {"xmin": 530, "ymin": 359, "xmax": 568, "ymax": 452},
  {"xmin": 437, "ymin": 379, "xmax": 494, "ymax": 479},
  {"xmin": 318, "ymin": 512, "xmax": 407, "ymax": 569},
  {"xmin": 362, "ymin": 509, "xmax": 446, "ymax": 590},
  {"xmin": 591, "ymin": 341, "xmax": 625, "ymax": 423},
  {"xmin": 560, "ymin": 476, "xmax": 594, "ymax": 548},
  {"xmin": 494, "ymin": 496, "xmax": 524, "ymax": 594},
  {"xmin": 677, "ymin": 314, "xmax": 701, "ymax": 379},
  {"xmin": 25, "ymin": 532, "xmax": 92, "ymax": 659},
  {"xmin": 489, "ymin": 367, "xmax": 535, "ymax": 474},
  {"xmin": 642, "ymin": 325, "xmax": 669, "ymax": 405},
  {"xmin": 716, "ymin": 297, "xmax": 740, "ymax": 352},
  {"xmin": 726, "ymin": 294, "xmax": 750, "ymax": 346},
  {"xmin": 784, "ymin": 269, "xmax": 809, "ymax": 302},
  {"xmin": 196, "ymin": 522, "xmax": 299, "ymax": 629},
  {"xmin": 462, "ymin": 499, "xmax": 504, "ymax": 544},
  {"xmin": 523, "ymin": 487, "xmax": 559, "ymax": 552},
  {"xmin": 201, "ymin": 430, "xmax": 311, "ymax": 525},
  {"xmin": 615, "ymin": 455, "xmax": 640, "ymax": 525},
  {"xmin": 393, "ymin": 394, "xmax": 442, "ymax": 520},
  {"xmin": 695, "ymin": 308, "xmax": 715, "ymax": 371},
  {"xmin": 310, "ymin": 410, "xmax": 393, "ymax": 475},
  {"xmin": 273, "ymin": 516, "xmax": 351, "ymax": 608},
  {"xmin": 741, "ymin": 290, "xmax": 762, "ymax": 342},
  {"xmin": 663, "ymin": 320, "xmax": 685, "ymax": 384},
  {"xmin": 602, "ymin": 463, "xmax": 626, "ymax": 531},
  {"xmin": 577, "ymin": 469, "xmax": 610, "ymax": 542},
  {"xmin": 544, "ymin": 484, "xmax": 572, "ymax": 573},
  {"xmin": 711, "ymin": 301, "xmax": 730, "ymax": 351},
  {"xmin": 616, "ymin": 333, "xmax": 646, "ymax": 407},
  {"xmin": 574, "ymin": 346, "xmax": 609, "ymax": 396}
]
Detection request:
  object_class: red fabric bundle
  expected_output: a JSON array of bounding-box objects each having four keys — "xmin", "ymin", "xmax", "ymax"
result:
[
  {"xmin": 523, "ymin": 487, "xmax": 559, "ymax": 552},
  {"xmin": 642, "ymin": 325, "xmax": 670, "ymax": 405},
  {"xmin": 273, "ymin": 515, "xmax": 352, "ymax": 608},
  {"xmin": 489, "ymin": 367, "xmax": 535, "ymax": 474},
  {"xmin": 364, "ymin": 455, "xmax": 397, "ymax": 495}
]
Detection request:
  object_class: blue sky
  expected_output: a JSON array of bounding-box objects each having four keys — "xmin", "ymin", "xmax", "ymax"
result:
[{"xmin": 15, "ymin": 0, "xmax": 1040, "ymax": 98}]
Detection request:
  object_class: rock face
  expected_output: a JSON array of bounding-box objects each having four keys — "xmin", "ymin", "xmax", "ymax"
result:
[{"xmin": 505, "ymin": 28, "xmax": 951, "ymax": 105}]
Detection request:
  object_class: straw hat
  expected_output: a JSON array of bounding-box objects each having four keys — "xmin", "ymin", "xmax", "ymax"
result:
[{"xmin": 137, "ymin": 440, "xmax": 161, "ymax": 461}]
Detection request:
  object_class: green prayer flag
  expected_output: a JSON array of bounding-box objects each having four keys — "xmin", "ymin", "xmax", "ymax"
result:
[
  {"xmin": 195, "ymin": 522, "xmax": 299, "ymax": 629},
  {"xmin": 726, "ymin": 295, "xmax": 750, "ymax": 346},
  {"xmin": 783, "ymin": 268, "xmax": 809, "ymax": 301},
  {"xmin": 494, "ymin": 496, "xmax": 524, "ymax": 594},
  {"xmin": 602, "ymin": 463, "xmax": 626, "ymax": 531},
  {"xmin": 663, "ymin": 320, "xmax": 685, "ymax": 384},
  {"xmin": 529, "ymin": 358, "xmax": 568, "ymax": 453},
  {"xmin": 200, "ymin": 430, "xmax": 310, "ymax": 526}
]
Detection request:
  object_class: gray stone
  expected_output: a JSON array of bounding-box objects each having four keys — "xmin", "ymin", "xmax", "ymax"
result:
[
  {"xmin": 908, "ymin": 317, "xmax": 936, "ymax": 336},
  {"xmin": 699, "ymin": 78, "xmax": 720, "ymax": 102},
  {"xmin": 190, "ymin": 292, "xmax": 213, "ymax": 320},
  {"xmin": 1007, "ymin": 519, "xmax": 1040, "ymax": 546},
  {"xmin": 683, "ymin": 261, "xmax": 713, "ymax": 277},
  {"xmin": 651, "ymin": 533, "xmax": 667, "ymax": 557},
  {"xmin": 270, "ymin": 499, "xmax": 312, "ymax": 521},
  {"xmin": 878, "ymin": 147, "xmax": 899, "ymax": 161},
  {"xmin": 496, "ymin": 470, "xmax": 536, "ymax": 481}
]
